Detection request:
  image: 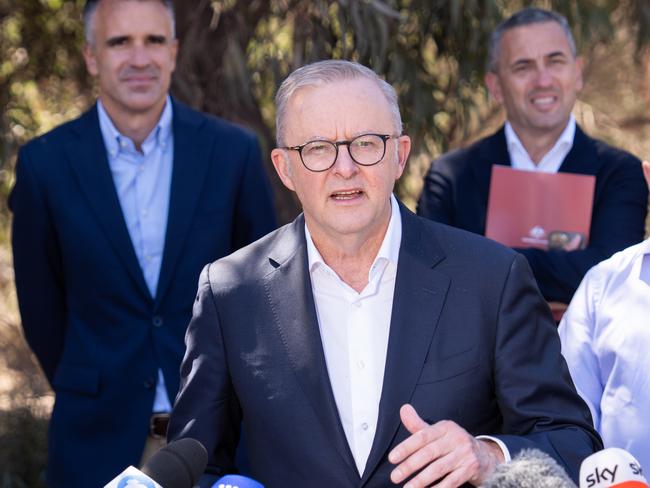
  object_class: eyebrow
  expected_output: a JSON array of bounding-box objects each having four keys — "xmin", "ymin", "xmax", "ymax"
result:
[
  {"xmin": 105, "ymin": 34, "xmax": 169, "ymax": 47},
  {"xmin": 106, "ymin": 35, "xmax": 130, "ymax": 47},
  {"xmin": 147, "ymin": 34, "xmax": 168, "ymax": 43}
]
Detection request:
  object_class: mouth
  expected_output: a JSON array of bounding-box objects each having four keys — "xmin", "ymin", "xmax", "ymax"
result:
[
  {"xmin": 530, "ymin": 94, "xmax": 558, "ymax": 110},
  {"xmin": 123, "ymin": 76, "xmax": 156, "ymax": 83},
  {"xmin": 330, "ymin": 189, "xmax": 364, "ymax": 201}
]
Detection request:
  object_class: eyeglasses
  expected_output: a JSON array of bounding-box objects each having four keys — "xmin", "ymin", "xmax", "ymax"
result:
[{"xmin": 280, "ymin": 133, "xmax": 398, "ymax": 172}]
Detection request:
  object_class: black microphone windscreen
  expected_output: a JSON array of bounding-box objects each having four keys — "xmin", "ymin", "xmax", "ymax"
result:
[
  {"xmin": 142, "ymin": 438, "xmax": 208, "ymax": 488},
  {"xmin": 481, "ymin": 448, "xmax": 577, "ymax": 488}
]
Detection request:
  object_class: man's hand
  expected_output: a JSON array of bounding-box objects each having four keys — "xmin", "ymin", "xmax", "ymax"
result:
[{"xmin": 388, "ymin": 404, "xmax": 504, "ymax": 487}]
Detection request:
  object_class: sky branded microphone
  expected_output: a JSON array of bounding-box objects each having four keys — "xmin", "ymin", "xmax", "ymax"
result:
[
  {"xmin": 212, "ymin": 474, "xmax": 265, "ymax": 488},
  {"xmin": 104, "ymin": 438, "xmax": 208, "ymax": 488},
  {"xmin": 480, "ymin": 448, "xmax": 577, "ymax": 488},
  {"xmin": 579, "ymin": 447, "xmax": 647, "ymax": 488}
]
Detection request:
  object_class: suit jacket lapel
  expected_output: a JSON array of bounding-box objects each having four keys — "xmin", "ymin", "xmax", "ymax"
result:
[
  {"xmin": 65, "ymin": 105, "xmax": 151, "ymax": 302},
  {"xmin": 362, "ymin": 205, "xmax": 450, "ymax": 483},
  {"xmin": 558, "ymin": 125, "xmax": 597, "ymax": 175},
  {"xmin": 154, "ymin": 100, "xmax": 212, "ymax": 308},
  {"xmin": 263, "ymin": 217, "xmax": 359, "ymax": 480}
]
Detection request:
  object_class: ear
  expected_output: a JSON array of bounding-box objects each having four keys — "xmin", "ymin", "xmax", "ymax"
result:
[
  {"xmin": 394, "ymin": 135, "xmax": 411, "ymax": 180},
  {"xmin": 83, "ymin": 44, "xmax": 99, "ymax": 77},
  {"xmin": 271, "ymin": 148, "xmax": 296, "ymax": 192},
  {"xmin": 575, "ymin": 56, "xmax": 584, "ymax": 92},
  {"xmin": 642, "ymin": 160, "xmax": 650, "ymax": 191},
  {"xmin": 485, "ymin": 71, "xmax": 504, "ymax": 103}
]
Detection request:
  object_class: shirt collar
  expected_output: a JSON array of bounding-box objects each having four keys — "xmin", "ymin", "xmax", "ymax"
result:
[
  {"xmin": 305, "ymin": 194, "xmax": 402, "ymax": 278},
  {"xmin": 97, "ymin": 96, "xmax": 173, "ymax": 158},
  {"xmin": 505, "ymin": 114, "xmax": 575, "ymax": 171}
]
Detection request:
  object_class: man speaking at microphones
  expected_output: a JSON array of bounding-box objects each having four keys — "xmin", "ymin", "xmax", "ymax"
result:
[{"xmin": 169, "ymin": 60, "xmax": 601, "ymax": 487}]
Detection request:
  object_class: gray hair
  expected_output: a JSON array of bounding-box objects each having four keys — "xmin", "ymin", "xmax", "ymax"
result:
[
  {"xmin": 487, "ymin": 8, "xmax": 577, "ymax": 73},
  {"xmin": 275, "ymin": 60, "xmax": 403, "ymax": 146},
  {"xmin": 83, "ymin": 0, "xmax": 176, "ymax": 47}
]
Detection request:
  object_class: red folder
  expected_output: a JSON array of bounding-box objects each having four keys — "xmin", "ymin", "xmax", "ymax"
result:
[{"xmin": 485, "ymin": 166, "xmax": 596, "ymax": 250}]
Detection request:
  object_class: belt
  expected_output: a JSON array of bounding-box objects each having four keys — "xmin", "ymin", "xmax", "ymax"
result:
[{"xmin": 149, "ymin": 413, "xmax": 170, "ymax": 438}]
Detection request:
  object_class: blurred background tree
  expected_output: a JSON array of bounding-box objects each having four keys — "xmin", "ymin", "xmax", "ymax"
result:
[{"xmin": 2, "ymin": 0, "xmax": 650, "ymax": 485}]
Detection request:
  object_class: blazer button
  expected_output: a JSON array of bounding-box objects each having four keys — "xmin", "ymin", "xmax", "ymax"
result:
[
  {"xmin": 152, "ymin": 316, "xmax": 163, "ymax": 327},
  {"xmin": 143, "ymin": 377, "xmax": 155, "ymax": 389}
]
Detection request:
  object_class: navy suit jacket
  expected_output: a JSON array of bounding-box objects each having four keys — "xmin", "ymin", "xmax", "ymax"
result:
[
  {"xmin": 417, "ymin": 125, "xmax": 648, "ymax": 303},
  {"xmin": 168, "ymin": 203, "xmax": 601, "ymax": 487},
  {"xmin": 10, "ymin": 99, "xmax": 277, "ymax": 487}
]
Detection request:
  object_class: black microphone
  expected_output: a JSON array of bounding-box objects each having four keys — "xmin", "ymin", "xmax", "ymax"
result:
[
  {"xmin": 480, "ymin": 448, "xmax": 577, "ymax": 488},
  {"xmin": 104, "ymin": 438, "xmax": 208, "ymax": 488}
]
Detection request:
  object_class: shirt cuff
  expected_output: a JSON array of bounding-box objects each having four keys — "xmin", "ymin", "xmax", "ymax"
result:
[{"xmin": 476, "ymin": 435, "xmax": 511, "ymax": 462}]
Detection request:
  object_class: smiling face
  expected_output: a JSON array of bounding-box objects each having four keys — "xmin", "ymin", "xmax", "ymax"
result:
[
  {"xmin": 271, "ymin": 77, "xmax": 411, "ymax": 247},
  {"xmin": 485, "ymin": 21, "xmax": 583, "ymax": 142},
  {"xmin": 83, "ymin": 0, "xmax": 178, "ymax": 120}
]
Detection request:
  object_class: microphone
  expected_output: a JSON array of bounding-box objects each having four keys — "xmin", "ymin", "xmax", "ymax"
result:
[
  {"xmin": 104, "ymin": 438, "xmax": 208, "ymax": 488},
  {"xmin": 480, "ymin": 448, "xmax": 577, "ymax": 488},
  {"xmin": 211, "ymin": 474, "xmax": 264, "ymax": 488},
  {"xmin": 579, "ymin": 448, "xmax": 647, "ymax": 488}
]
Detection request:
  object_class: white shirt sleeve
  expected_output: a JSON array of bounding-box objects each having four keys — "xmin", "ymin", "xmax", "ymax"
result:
[
  {"xmin": 558, "ymin": 270, "xmax": 603, "ymax": 431},
  {"xmin": 476, "ymin": 435, "xmax": 511, "ymax": 462}
]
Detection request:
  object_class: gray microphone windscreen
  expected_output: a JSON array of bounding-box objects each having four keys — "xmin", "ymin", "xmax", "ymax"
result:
[
  {"xmin": 142, "ymin": 438, "xmax": 208, "ymax": 488},
  {"xmin": 481, "ymin": 448, "xmax": 577, "ymax": 488}
]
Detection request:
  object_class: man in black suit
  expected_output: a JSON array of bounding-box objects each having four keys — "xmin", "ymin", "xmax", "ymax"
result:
[
  {"xmin": 9, "ymin": 0, "xmax": 276, "ymax": 486},
  {"xmin": 169, "ymin": 59, "xmax": 600, "ymax": 487},
  {"xmin": 417, "ymin": 7, "xmax": 648, "ymax": 304}
]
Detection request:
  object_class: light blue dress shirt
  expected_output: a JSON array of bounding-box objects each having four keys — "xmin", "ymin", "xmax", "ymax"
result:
[{"xmin": 98, "ymin": 98, "xmax": 174, "ymax": 412}]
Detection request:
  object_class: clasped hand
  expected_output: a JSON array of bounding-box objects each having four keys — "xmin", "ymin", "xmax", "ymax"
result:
[{"xmin": 388, "ymin": 404, "xmax": 504, "ymax": 487}]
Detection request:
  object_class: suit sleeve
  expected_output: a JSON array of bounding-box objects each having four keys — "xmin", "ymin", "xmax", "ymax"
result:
[
  {"xmin": 515, "ymin": 157, "xmax": 648, "ymax": 303},
  {"xmin": 167, "ymin": 264, "xmax": 241, "ymax": 477},
  {"xmin": 231, "ymin": 134, "xmax": 277, "ymax": 249},
  {"xmin": 416, "ymin": 157, "xmax": 455, "ymax": 225},
  {"xmin": 10, "ymin": 147, "xmax": 67, "ymax": 386},
  {"xmin": 491, "ymin": 254, "xmax": 602, "ymax": 481}
]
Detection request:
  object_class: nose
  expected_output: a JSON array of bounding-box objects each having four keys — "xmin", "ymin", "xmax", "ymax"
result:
[
  {"xmin": 129, "ymin": 43, "xmax": 151, "ymax": 67},
  {"xmin": 332, "ymin": 144, "xmax": 359, "ymax": 178},
  {"xmin": 535, "ymin": 66, "xmax": 553, "ymax": 87}
]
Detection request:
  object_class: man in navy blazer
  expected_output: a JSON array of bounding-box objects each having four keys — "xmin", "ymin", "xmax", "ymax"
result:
[
  {"xmin": 169, "ymin": 60, "xmax": 600, "ymax": 487},
  {"xmin": 9, "ymin": 0, "xmax": 276, "ymax": 486},
  {"xmin": 417, "ymin": 8, "xmax": 648, "ymax": 304}
]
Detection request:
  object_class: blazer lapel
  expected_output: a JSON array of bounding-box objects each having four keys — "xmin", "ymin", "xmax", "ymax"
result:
[
  {"xmin": 263, "ymin": 217, "xmax": 359, "ymax": 480},
  {"xmin": 362, "ymin": 206, "xmax": 450, "ymax": 483},
  {"xmin": 65, "ymin": 106, "xmax": 151, "ymax": 302},
  {"xmin": 558, "ymin": 125, "xmax": 597, "ymax": 175},
  {"xmin": 154, "ymin": 100, "xmax": 212, "ymax": 308}
]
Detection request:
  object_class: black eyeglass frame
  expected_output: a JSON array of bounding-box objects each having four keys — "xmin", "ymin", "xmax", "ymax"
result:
[{"xmin": 280, "ymin": 133, "xmax": 399, "ymax": 172}]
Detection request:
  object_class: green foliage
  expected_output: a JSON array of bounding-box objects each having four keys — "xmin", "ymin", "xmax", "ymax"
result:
[{"xmin": 0, "ymin": 0, "xmax": 89, "ymax": 231}]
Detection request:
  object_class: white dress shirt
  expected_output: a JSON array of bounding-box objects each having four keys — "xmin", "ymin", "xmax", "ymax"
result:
[
  {"xmin": 559, "ymin": 238, "xmax": 650, "ymax": 468},
  {"xmin": 306, "ymin": 195, "xmax": 509, "ymax": 474},
  {"xmin": 505, "ymin": 115, "xmax": 576, "ymax": 173},
  {"xmin": 306, "ymin": 195, "xmax": 401, "ymax": 475}
]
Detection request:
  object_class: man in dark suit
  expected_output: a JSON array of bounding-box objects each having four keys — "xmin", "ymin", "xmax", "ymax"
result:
[
  {"xmin": 9, "ymin": 0, "xmax": 276, "ymax": 486},
  {"xmin": 169, "ymin": 60, "xmax": 600, "ymax": 487},
  {"xmin": 417, "ymin": 8, "xmax": 648, "ymax": 304}
]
